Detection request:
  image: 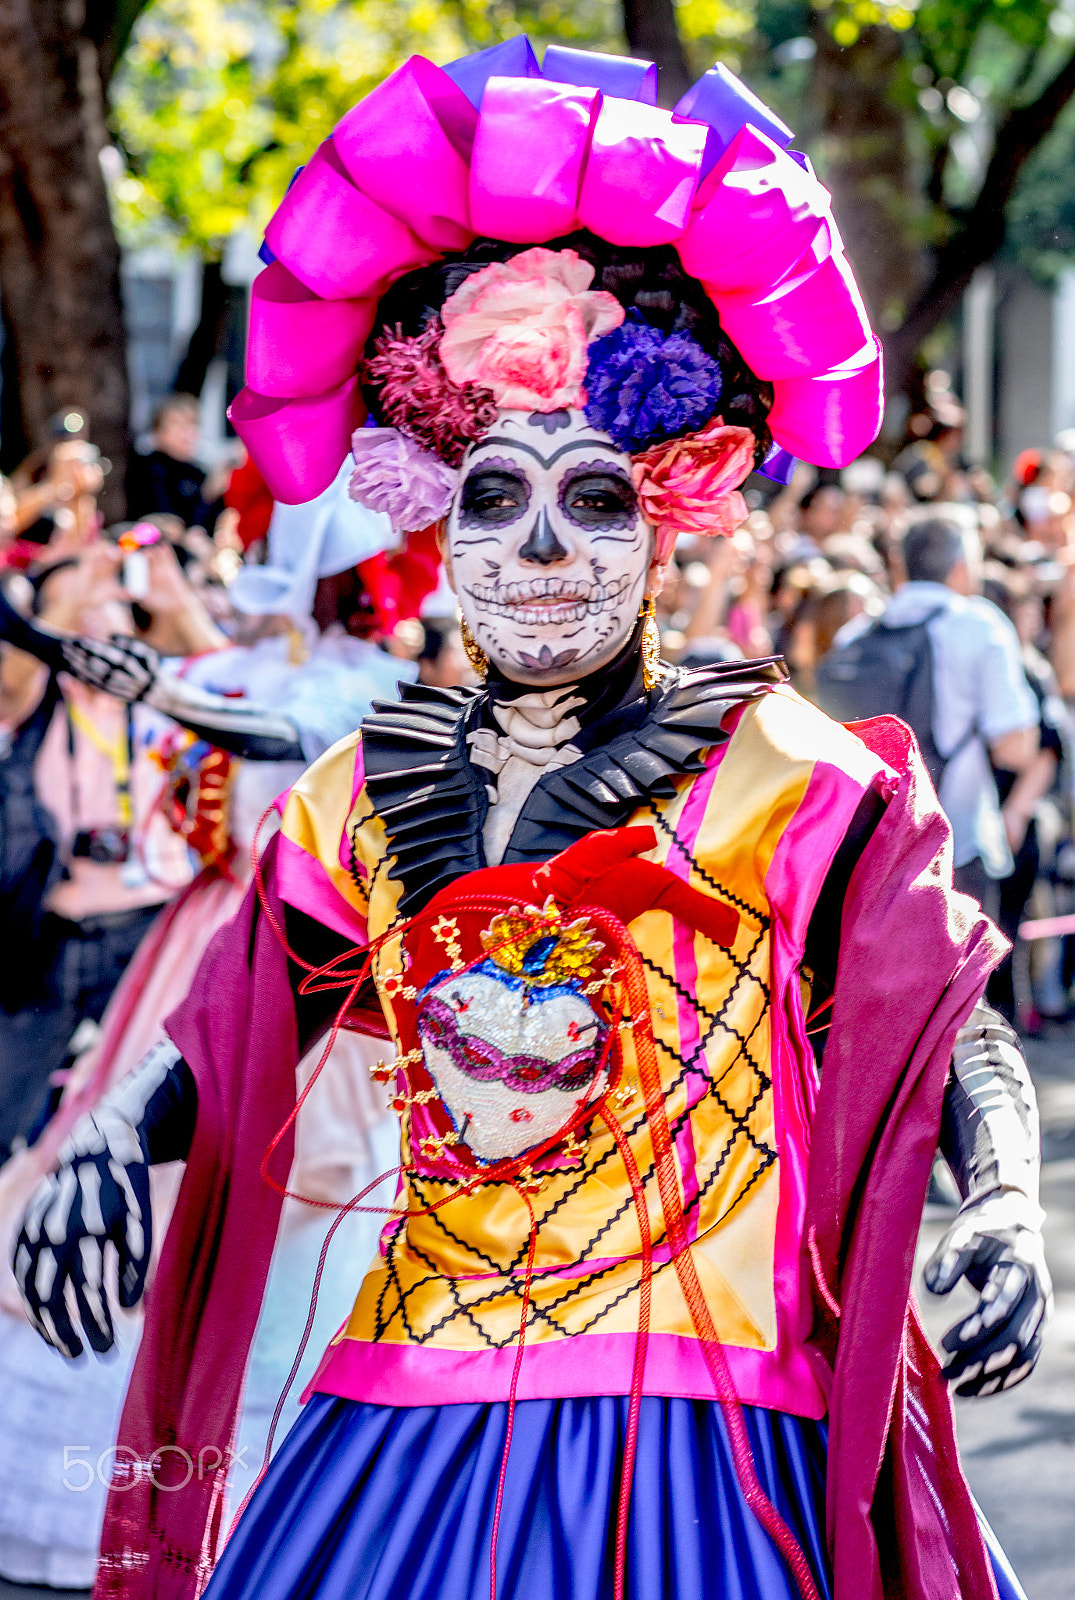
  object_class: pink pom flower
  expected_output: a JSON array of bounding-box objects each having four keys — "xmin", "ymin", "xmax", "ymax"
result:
[
  {"xmin": 439, "ymin": 248, "xmax": 624, "ymax": 413},
  {"xmin": 631, "ymin": 418, "xmax": 756, "ymax": 553},
  {"xmin": 348, "ymin": 427, "xmax": 460, "ymax": 532}
]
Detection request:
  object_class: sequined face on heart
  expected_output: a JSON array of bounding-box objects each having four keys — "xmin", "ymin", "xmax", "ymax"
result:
[{"xmin": 414, "ymin": 906, "xmax": 610, "ymax": 1162}]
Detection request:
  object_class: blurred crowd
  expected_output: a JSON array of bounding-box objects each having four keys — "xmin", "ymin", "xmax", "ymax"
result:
[{"xmin": 657, "ymin": 370, "xmax": 1075, "ymax": 1031}]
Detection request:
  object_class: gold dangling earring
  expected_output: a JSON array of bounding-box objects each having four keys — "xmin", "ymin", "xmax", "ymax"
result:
[
  {"xmin": 640, "ymin": 597, "xmax": 661, "ymax": 692},
  {"xmin": 459, "ymin": 616, "xmax": 488, "ymax": 681}
]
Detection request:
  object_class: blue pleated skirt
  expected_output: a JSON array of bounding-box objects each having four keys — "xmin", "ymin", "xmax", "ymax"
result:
[{"xmin": 206, "ymin": 1393, "xmax": 1025, "ymax": 1600}]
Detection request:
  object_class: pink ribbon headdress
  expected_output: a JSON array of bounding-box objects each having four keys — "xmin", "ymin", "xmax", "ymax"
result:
[{"xmin": 230, "ymin": 41, "xmax": 883, "ymax": 536}]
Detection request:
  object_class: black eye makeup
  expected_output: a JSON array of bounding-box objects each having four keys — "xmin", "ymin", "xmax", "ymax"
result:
[
  {"xmin": 459, "ymin": 458, "xmax": 532, "ymax": 529},
  {"xmin": 558, "ymin": 461, "xmax": 638, "ymax": 531}
]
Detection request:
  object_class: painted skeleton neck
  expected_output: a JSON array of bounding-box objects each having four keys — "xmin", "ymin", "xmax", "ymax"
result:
[{"xmin": 468, "ymin": 687, "xmax": 585, "ymax": 864}]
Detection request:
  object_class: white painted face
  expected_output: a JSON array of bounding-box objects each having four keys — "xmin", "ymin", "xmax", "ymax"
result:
[{"xmin": 444, "ymin": 409, "xmax": 655, "ymax": 686}]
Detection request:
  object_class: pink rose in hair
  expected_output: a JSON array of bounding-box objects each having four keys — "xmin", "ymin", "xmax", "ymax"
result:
[
  {"xmin": 349, "ymin": 427, "xmax": 459, "ymax": 532},
  {"xmin": 631, "ymin": 418, "xmax": 756, "ymax": 555},
  {"xmin": 439, "ymin": 248, "xmax": 624, "ymax": 413}
]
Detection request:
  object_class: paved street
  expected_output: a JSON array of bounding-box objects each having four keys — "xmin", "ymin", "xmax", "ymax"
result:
[{"xmin": 918, "ymin": 1025, "xmax": 1075, "ymax": 1600}]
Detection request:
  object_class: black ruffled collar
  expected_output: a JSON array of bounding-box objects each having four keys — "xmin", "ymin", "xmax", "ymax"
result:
[{"xmin": 360, "ymin": 653, "xmax": 787, "ymax": 916}]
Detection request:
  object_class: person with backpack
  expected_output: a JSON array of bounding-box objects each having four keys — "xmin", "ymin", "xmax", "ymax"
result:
[{"xmin": 816, "ymin": 512, "xmax": 1038, "ymax": 917}]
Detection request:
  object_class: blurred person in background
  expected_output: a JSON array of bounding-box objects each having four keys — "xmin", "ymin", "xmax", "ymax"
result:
[
  {"xmin": 980, "ymin": 564, "xmax": 1069, "ymax": 1022},
  {"xmin": 892, "ymin": 372, "xmax": 969, "ymax": 504},
  {"xmin": 816, "ymin": 512, "xmax": 1038, "ymax": 919},
  {"xmin": 795, "ymin": 479, "xmax": 846, "ymax": 548},
  {"xmin": 126, "ymin": 393, "xmax": 229, "ymax": 533},
  {"xmin": 417, "ymin": 616, "xmax": 477, "ymax": 689},
  {"xmin": 0, "ymin": 536, "xmax": 226, "ymax": 1159},
  {"xmin": 2, "ymin": 429, "xmax": 105, "ymax": 571}
]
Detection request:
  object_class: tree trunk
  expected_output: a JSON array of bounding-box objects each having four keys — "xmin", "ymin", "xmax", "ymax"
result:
[
  {"xmin": 174, "ymin": 259, "xmax": 229, "ymax": 398},
  {"xmin": 0, "ymin": 0, "xmax": 130, "ymax": 520},
  {"xmin": 885, "ymin": 45, "xmax": 1075, "ymax": 399},
  {"xmin": 809, "ymin": 24, "xmax": 923, "ymax": 349},
  {"xmin": 622, "ymin": 0, "xmax": 692, "ymax": 107}
]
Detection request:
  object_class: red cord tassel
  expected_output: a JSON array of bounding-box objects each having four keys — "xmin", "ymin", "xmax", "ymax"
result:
[{"xmin": 249, "ymin": 812, "xmax": 820, "ymax": 1600}]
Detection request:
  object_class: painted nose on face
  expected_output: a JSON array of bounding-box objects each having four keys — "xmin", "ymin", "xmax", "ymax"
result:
[{"xmin": 519, "ymin": 510, "xmax": 568, "ymax": 567}]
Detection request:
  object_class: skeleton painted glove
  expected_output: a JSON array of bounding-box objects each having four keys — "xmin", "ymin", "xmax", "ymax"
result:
[
  {"xmin": 0, "ymin": 581, "xmax": 159, "ymax": 701},
  {"xmin": 924, "ymin": 1001, "xmax": 1052, "ymax": 1397},
  {"xmin": 59, "ymin": 633, "xmax": 160, "ymax": 702},
  {"xmin": 13, "ymin": 1041, "xmax": 197, "ymax": 1358}
]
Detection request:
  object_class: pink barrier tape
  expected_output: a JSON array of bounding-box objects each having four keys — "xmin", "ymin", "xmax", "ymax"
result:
[
  {"xmin": 264, "ymin": 140, "xmax": 436, "ymax": 302},
  {"xmin": 714, "ymin": 251, "xmax": 871, "ymax": 381},
  {"xmin": 246, "ymin": 264, "xmax": 375, "ymax": 399},
  {"xmin": 229, "ymin": 377, "xmax": 364, "ymax": 504},
  {"xmin": 578, "ymin": 97, "xmax": 706, "ymax": 246},
  {"xmin": 542, "ymin": 44, "xmax": 658, "ymax": 105},
  {"xmin": 1019, "ymin": 913, "xmax": 1075, "ymax": 940},
  {"xmin": 333, "ymin": 56, "xmax": 477, "ymax": 251},
  {"xmin": 469, "ymin": 77, "xmax": 601, "ymax": 242},
  {"xmin": 766, "ymin": 337, "xmax": 884, "ymax": 467},
  {"xmin": 677, "ymin": 126, "xmax": 835, "ymax": 296}
]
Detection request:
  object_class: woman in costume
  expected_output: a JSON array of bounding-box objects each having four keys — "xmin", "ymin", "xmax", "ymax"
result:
[{"xmin": 14, "ymin": 42, "xmax": 1050, "ymax": 1600}]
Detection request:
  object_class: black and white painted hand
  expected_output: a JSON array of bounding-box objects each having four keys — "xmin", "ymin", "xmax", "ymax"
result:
[
  {"xmin": 59, "ymin": 633, "xmax": 160, "ymax": 702},
  {"xmin": 924, "ymin": 1190, "xmax": 1052, "ymax": 1397},
  {"xmin": 13, "ymin": 1041, "xmax": 183, "ymax": 1358}
]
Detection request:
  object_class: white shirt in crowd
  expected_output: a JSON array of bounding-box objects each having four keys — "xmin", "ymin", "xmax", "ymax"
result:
[{"xmin": 837, "ymin": 580, "xmax": 1037, "ymax": 877}]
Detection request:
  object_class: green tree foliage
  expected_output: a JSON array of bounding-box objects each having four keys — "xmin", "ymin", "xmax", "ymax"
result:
[
  {"xmin": 108, "ymin": 0, "xmax": 1075, "ymax": 394},
  {"xmin": 109, "ymin": 0, "xmax": 616, "ymax": 255},
  {"xmin": 109, "ymin": 0, "xmax": 754, "ymax": 256}
]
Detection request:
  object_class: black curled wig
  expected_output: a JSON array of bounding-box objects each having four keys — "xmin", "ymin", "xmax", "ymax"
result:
[{"xmin": 361, "ymin": 232, "xmax": 774, "ymax": 466}]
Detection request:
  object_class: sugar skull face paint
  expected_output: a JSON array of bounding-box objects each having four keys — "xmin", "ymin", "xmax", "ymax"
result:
[{"xmin": 444, "ymin": 409, "xmax": 655, "ymax": 685}]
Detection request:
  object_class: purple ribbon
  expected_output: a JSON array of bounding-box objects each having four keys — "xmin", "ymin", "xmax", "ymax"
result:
[
  {"xmin": 542, "ymin": 44, "xmax": 658, "ymax": 104},
  {"xmin": 442, "ymin": 36, "xmax": 541, "ymax": 108},
  {"xmin": 674, "ymin": 62, "xmax": 793, "ymax": 179}
]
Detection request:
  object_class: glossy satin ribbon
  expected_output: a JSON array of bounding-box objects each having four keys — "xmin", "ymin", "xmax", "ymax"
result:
[{"xmin": 232, "ymin": 43, "xmax": 884, "ymax": 503}]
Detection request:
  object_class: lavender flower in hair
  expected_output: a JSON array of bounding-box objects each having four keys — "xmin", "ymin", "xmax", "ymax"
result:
[
  {"xmin": 584, "ymin": 313, "xmax": 724, "ymax": 455},
  {"xmin": 349, "ymin": 427, "xmax": 459, "ymax": 531}
]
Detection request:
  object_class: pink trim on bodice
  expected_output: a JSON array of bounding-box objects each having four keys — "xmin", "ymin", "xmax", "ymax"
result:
[{"xmin": 304, "ymin": 1326, "xmax": 826, "ymax": 1418}]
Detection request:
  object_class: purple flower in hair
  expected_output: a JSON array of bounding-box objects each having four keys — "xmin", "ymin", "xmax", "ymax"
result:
[
  {"xmin": 349, "ymin": 427, "xmax": 460, "ymax": 531},
  {"xmin": 584, "ymin": 313, "xmax": 724, "ymax": 454}
]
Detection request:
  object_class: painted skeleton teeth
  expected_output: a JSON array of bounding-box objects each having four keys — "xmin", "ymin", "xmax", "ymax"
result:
[{"xmin": 469, "ymin": 576, "xmax": 629, "ymax": 618}]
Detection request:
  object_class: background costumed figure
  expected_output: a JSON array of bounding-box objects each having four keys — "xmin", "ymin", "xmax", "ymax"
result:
[{"xmin": 0, "ymin": 469, "xmax": 407, "ymax": 1580}]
